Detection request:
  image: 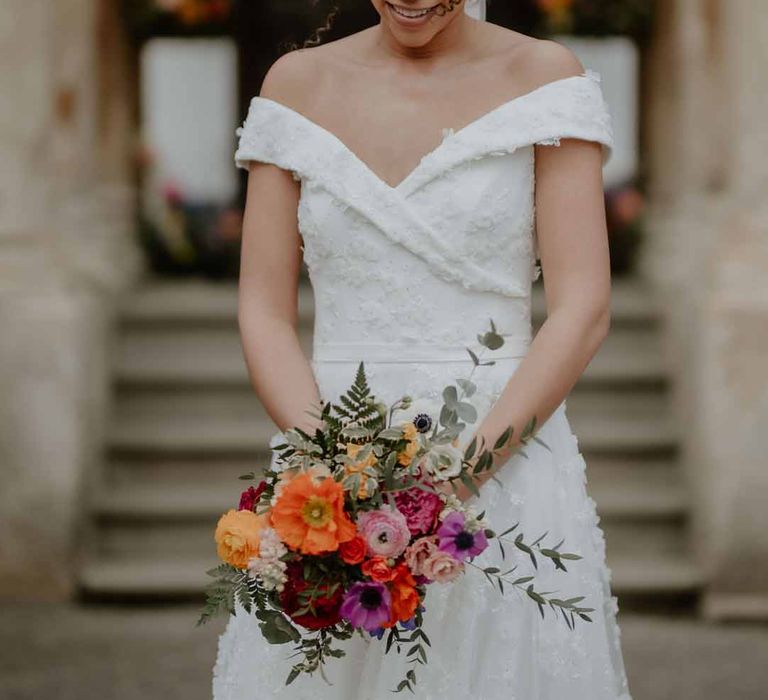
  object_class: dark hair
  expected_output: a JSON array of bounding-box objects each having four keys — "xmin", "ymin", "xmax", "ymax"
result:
[
  {"xmin": 287, "ymin": 1, "xmax": 465, "ymax": 52},
  {"xmin": 302, "ymin": 3, "xmax": 341, "ymax": 48}
]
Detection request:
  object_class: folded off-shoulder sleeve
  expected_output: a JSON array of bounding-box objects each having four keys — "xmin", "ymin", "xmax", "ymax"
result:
[
  {"xmin": 234, "ymin": 97, "xmax": 311, "ymax": 181},
  {"xmin": 525, "ymin": 69, "xmax": 615, "ymax": 167}
]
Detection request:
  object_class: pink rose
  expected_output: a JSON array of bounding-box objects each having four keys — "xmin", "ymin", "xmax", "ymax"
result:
[
  {"xmin": 404, "ymin": 536, "xmax": 439, "ymax": 577},
  {"xmin": 394, "ymin": 486, "xmax": 443, "ymax": 536},
  {"xmin": 421, "ymin": 549, "xmax": 464, "ymax": 583},
  {"xmin": 356, "ymin": 507, "xmax": 411, "ymax": 559}
]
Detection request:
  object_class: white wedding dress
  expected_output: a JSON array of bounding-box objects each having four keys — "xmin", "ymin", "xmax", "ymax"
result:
[{"xmin": 212, "ymin": 66, "xmax": 632, "ymax": 700}]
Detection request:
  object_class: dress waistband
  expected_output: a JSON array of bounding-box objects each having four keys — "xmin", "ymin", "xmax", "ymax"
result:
[{"xmin": 313, "ymin": 336, "xmax": 531, "ymax": 364}]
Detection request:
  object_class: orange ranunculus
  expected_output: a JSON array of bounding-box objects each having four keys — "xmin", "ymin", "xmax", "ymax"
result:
[
  {"xmin": 214, "ymin": 509, "xmax": 268, "ymax": 569},
  {"xmin": 270, "ymin": 471, "xmax": 356, "ymax": 555},
  {"xmin": 397, "ymin": 423, "xmax": 420, "ymax": 466},
  {"xmin": 339, "ymin": 535, "xmax": 367, "ymax": 565},
  {"xmin": 383, "ymin": 562, "xmax": 420, "ymax": 628},
  {"xmin": 361, "ymin": 556, "xmax": 396, "ymax": 583}
]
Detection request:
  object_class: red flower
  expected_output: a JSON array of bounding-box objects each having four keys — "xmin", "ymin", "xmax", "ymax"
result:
[
  {"xmin": 339, "ymin": 535, "xmax": 367, "ymax": 565},
  {"xmin": 238, "ymin": 481, "xmax": 267, "ymax": 511},
  {"xmin": 279, "ymin": 562, "xmax": 343, "ymax": 630},
  {"xmin": 361, "ymin": 556, "xmax": 396, "ymax": 583},
  {"xmin": 394, "ymin": 485, "xmax": 443, "ymax": 536}
]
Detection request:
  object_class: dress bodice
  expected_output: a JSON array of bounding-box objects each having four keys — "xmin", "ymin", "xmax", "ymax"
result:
[{"xmin": 235, "ymin": 70, "xmax": 614, "ymax": 361}]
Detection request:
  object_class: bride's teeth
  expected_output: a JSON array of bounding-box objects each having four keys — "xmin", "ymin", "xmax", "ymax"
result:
[{"xmin": 389, "ymin": 3, "xmax": 434, "ymax": 19}]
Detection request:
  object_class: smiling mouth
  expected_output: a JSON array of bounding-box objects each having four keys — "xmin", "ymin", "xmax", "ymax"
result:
[{"xmin": 385, "ymin": 2, "xmax": 441, "ymax": 20}]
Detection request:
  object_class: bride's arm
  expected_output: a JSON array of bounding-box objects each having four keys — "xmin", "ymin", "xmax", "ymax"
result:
[
  {"xmin": 237, "ymin": 159, "xmax": 322, "ymax": 434},
  {"xmin": 238, "ymin": 53, "xmax": 324, "ymax": 434},
  {"xmin": 464, "ymin": 145, "xmax": 610, "ymax": 492},
  {"xmin": 464, "ymin": 52, "xmax": 612, "ymax": 495},
  {"xmin": 474, "ymin": 137, "xmax": 610, "ymax": 455}
]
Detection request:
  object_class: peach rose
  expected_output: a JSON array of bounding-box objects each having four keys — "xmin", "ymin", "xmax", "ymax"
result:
[
  {"xmin": 214, "ymin": 509, "xmax": 267, "ymax": 569},
  {"xmin": 404, "ymin": 536, "xmax": 439, "ymax": 577},
  {"xmin": 421, "ymin": 549, "xmax": 464, "ymax": 583}
]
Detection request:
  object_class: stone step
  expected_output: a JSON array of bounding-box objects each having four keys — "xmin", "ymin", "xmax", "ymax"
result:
[
  {"xmin": 79, "ymin": 550, "xmax": 702, "ymax": 599},
  {"xmin": 91, "ymin": 507, "xmax": 689, "ymax": 562},
  {"xmin": 113, "ymin": 321, "xmax": 665, "ymax": 387},
  {"xmin": 108, "ymin": 456, "xmax": 272, "ymax": 487},
  {"xmin": 109, "ymin": 378, "xmax": 670, "ymax": 429},
  {"xmin": 118, "ymin": 279, "xmax": 314, "ymax": 327},
  {"xmin": 120, "ymin": 278, "xmax": 653, "ymax": 328},
  {"xmin": 533, "ymin": 277, "xmax": 661, "ymax": 327},
  {"xmin": 106, "ymin": 397, "xmax": 676, "ymax": 458},
  {"xmin": 586, "ymin": 456, "xmax": 687, "ymax": 518},
  {"xmin": 566, "ymin": 391, "xmax": 678, "ymax": 454},
  {"xmin": 108, "ymin": 414, "xmax": 276, "ymax": 456},
  {"xmin": 95, "ymin": 457, "xmax": 686, "ymax": 523},
  {"xmin": 606, "ymin": 555, "xmax": 703, "ymax": 596}
]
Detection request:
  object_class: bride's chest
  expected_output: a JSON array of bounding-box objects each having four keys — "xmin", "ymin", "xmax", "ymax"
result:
[{"xmin": 297, "ymin": 147, "xmax": 537, "ymax": 267}]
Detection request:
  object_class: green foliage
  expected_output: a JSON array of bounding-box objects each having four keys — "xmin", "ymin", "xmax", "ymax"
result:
[
  {"xmin": 285, "ymin": 625, "xmax": 353, "ymax": 685},
  {"xmin": 391, "ymin": 607, "xmax": 430, "ymax": 694},
  {"xmin": 323, "ymin": 363, "xmax": 385, "ymax": 447},
  {"xmin": 197, "ymin": 564, "xmax": 250, "ymax": 626}
]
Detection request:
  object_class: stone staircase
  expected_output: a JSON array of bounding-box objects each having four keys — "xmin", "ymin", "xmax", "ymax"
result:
[{"xmin": 79, "ymin": 277, "xmax": 702, "ymax": 604}]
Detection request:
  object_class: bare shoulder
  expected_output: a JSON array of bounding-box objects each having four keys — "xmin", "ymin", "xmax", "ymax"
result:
[
  {"xmin": 483, "ymin": 25, "xmax": 585, "ymax": 90},
  {"xmin": 509, "ymin": 37, "xmax": 585, "ymax": 87},
  {"xmin": 258, "ymin": 46, "xmax": 324, "ymax": 109},
  {"xmin": 258, "ymin": 29, "xmax": 371, "ymax": 111}
]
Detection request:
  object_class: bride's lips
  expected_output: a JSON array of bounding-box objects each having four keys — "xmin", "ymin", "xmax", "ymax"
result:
[{"xmin": 384, "ymin": 1, "xmax": 442, "ymax": 28}]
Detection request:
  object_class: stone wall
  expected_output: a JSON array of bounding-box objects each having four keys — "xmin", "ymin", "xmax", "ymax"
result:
[
  {"xmin": 643, "ymin": 0, "xmax": 768, "ymax": 619},
  {"xmin": 0, "ymin": 0, "xmax": 142, "ymax": 599}
]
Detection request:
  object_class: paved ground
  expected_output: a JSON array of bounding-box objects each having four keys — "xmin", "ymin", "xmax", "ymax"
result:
[{"xmin": 2, "ymin": 605, "xmax": 767, "ymax": 700}]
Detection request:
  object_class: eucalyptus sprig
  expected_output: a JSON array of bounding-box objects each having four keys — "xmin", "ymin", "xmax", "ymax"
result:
[
  {"xmin": 286, "ymin": 624, "xmax": 354, "ymax": 686},
  {"xmin": 470, "ymin": 559, "xmax": 595, "ymax": 629},
  {"xmin": 387, "ymin": 606, "xmax": 431, "ymax": 694}
]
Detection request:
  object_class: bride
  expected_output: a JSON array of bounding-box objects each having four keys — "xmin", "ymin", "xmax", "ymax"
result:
[{"xmin": 214, "ymin": 1, "xmax": 632, "ymax": 698}]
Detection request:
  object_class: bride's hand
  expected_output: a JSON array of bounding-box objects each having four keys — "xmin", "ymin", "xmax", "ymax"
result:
[{"xmin": 435, "ymin": 476, "xmax": 482, "ymax": 504}]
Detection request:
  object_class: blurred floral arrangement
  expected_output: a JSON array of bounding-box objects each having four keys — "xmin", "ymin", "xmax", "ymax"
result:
[
  {"xmin": 604, "ymin": 182, "xmax": 646, "ymax": 275},
  {"xmin": 534, "ymin": 0, "xmax": 654, "ymax": 39},
  {"xmin": 124, "ymin": 0, "xmax": 232, "ymax": 38},
  {"xmin": 155, "ymin": 0, "xmax": 231, "ymax": 25},
  {"xmin": 138, "ymin": 147, "xmax": 242, "ymax": 277}
]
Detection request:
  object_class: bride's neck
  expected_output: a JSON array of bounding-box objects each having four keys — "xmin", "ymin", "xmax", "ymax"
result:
[{"xmin": 373, "ymin": 15, "xmax": 476, "ymax": 65}]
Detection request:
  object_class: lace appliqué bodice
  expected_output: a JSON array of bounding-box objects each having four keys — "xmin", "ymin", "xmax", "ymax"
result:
[{"xmin": 234, "ymin": 70, "xmax": 614, "ymax": 356}]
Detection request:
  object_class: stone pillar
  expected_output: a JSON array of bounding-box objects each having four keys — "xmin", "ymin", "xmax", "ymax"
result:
[
  {"xmin": 643, "ymin": 0, "xmax": 768, "ymax": 619},
  {"xmin": 0, "ymin": 0, "xmax": 142, "ymax": 599}
]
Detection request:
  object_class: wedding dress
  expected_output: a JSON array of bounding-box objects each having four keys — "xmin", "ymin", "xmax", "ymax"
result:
[{"xmin": 212, "ymin": 66, "xmax": 632, "ymax": 700}]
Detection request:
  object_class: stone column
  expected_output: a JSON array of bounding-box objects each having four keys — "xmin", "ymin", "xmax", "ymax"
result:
[
  {"xmin": 643, "ymin": 0, "xmax": 768, "ymax": 619},
  {"xmin": 0, "ymin": 0, "xmax": 142, "ymax": 599}
]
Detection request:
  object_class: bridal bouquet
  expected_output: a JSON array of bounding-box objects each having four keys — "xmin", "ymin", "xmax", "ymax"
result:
[{"xmin": 199, "ymin": 325, "xmax": 594, "ymax": 692}]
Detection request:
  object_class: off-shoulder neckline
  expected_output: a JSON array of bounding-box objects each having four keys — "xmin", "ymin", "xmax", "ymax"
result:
[{"xmin": 248, "ymin": 71, "xmax": 603, "ymax": 192}]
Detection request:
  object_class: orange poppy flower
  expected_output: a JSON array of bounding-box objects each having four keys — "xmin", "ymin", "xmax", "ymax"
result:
[
  {"xmin": 270, "ymin": 471, "xmax": 356, "ymax": 555},
  {"xmin": 383, "ymin": 562, "xmax": 420, "ymax": 628}
]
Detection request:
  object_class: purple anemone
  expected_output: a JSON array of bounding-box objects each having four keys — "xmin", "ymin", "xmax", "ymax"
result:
[
  {"xmin": 437, "ymin": 511, "xmax": 489, "ymax": 561},
  {"xmin": 340, "ymin": 581, "xmax": 392, "ymax": 632}
]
